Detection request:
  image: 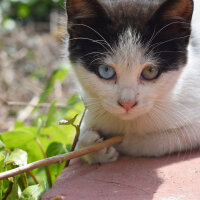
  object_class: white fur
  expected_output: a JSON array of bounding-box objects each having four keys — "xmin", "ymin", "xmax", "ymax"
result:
[{"xmin": 69, "ymin": 0, "xmax": 200, "ymax": 164}]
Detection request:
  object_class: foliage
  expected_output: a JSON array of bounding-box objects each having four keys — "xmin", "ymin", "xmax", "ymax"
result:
[
  {"xmin": 0, "ymin": 66, "xmax": 85, "ymax": 199},
  {"xmin": 0, "ymin": 0, "xmax": 65, "ymax": 23}
]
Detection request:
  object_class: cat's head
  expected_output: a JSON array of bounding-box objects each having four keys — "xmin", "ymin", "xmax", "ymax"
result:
[{"xmin": 66, "ymin": 0, "xmax": 193, "ymax": 120}]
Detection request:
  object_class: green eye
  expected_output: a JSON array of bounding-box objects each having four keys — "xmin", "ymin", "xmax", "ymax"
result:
[{"xmin": 141, "ymin": 65, "xmax": 160, "ymax": 81}]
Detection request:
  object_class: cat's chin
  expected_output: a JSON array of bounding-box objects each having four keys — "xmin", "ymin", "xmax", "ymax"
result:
[
  {"xmin": 106, "ymin": 110, "xmax": 141, "ymax": 121},
  {"xmin": 116, "ymin": 113, "xmax": 137, "ymax": 121}
]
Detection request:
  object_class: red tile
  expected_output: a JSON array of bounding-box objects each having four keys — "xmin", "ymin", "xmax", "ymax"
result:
[{"xmin": 42, "ymin": 151, "xmax": 200, "ymax": 200}]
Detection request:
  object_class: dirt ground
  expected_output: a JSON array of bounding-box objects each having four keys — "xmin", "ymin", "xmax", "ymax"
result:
[{"xmin": 0, "ymin": 24, "xmax": 75, "ymax": 132}]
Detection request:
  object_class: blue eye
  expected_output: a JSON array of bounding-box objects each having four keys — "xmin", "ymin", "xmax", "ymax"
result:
[{"xmin": 97, "ymin": 65, "xmax": 116, "ymax": 80}]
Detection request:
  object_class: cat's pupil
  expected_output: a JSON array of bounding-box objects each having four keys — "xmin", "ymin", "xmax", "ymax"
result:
[
  {"xmin": 149, "ymin": 67, "xmax": 154, "ymax": 73},
  {"xmin": 141, "ymin": 65, "xmax": 160, "ymax": 81},
  {"xmin": 105, "ymin": 67, "xmax": 109, "ymax": 72}
]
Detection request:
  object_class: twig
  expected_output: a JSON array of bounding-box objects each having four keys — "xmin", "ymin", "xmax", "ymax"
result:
[
  {"xmin": 1, "ymin": 100, "xmax": 81, "ymax": 112},
  {"xmin": 2, "ymin": 181, "xmax": 13, "ymax": 200},
  {"xmin": 7, "ymin": 101, "xmax": 66, "ymax": 108},
  {"xmin": 17, "ymin": 96, "xmax": 39, "ymax": 122},
  {"xmin": 0, "ymin": 97, "xmax": 7, "ymax": 105},
  {"xmin": 0, "ymin": 136, "xmax": 123, "ymax": 180},
  {"xmin": 35, "ymin": 126, "xmax": 52, "ymax": 187},
  {"xmin": 65, "ymin": 110, "xmax": 86, "ymax": 167},
  {"xmin": 22, "ymin": 173, "xmax": 28, "ymax": 189},
  {"xmin": 3, "ymin": 148, "xmax": 39, "ymax": 184},
  {"xmin": 4, "ymin": 148, "xmax": 12, "ymax": 154},
  {"xmin": 27, "ymin": 171, "xmax": 39, "ymax": 184}
]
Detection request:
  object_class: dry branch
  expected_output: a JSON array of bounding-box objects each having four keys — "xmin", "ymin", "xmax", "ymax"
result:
[
  {"xmin": 7, "ymin": 101, "xmax": 66, "ymax": 108},
  {"xmin": 0, "ymin": 97, "xmax": 81, "ymax": 111},
  {"xmin": 0, "ymin": 136, "xmax": 123, "ymax": 180}
]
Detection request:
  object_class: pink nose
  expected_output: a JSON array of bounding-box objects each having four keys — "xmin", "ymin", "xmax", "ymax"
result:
[{"xmin": 119, "ymin": 102, "xmax": 137, "ymax": 112}]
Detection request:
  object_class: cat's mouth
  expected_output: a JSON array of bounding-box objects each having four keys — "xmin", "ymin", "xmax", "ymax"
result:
[
  {"xmin": 101, "ymin": 100, "xmax": 153, "ymax": 121},
  {"xmin": 101, "ymin": 101, "xmax": 136, "ymax": 120}
]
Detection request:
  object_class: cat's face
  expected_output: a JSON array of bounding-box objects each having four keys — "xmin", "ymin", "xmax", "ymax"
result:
[{"xmin": 66, "ymin": 0, "xmax": 193, "ymax": 120}]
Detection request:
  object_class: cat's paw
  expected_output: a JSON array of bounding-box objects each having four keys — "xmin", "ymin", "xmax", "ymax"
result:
[{"xmin": 77, "ymin": 130, "xmax": 119, "ymax": 164}]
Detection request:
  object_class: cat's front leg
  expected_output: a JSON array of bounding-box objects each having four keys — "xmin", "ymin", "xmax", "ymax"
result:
[{"xmin": 76, "ymin": 129, "xmax": 119, "ymax": 164}]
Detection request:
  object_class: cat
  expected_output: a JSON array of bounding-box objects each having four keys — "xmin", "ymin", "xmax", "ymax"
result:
[{"xmin": 65, "ymin": 0, "xmax": 200, "ymax": 164}]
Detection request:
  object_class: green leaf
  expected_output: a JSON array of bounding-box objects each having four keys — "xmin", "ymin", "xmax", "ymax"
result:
[
  {"xmin": 6, "ymin": 177, "xmax": 20, "ymax": 200},
  {"xmin": 17, "ymin": 4, "xmax": 30, "ymax": 19},
  {"xmin": 36, "ymin": 118, "xmax": 43, "ymax": 138},
  {"xmin": 46, "ymin": 142, "xmax": 67, "ymax": 157},
  {"xmin": 45, "ymin": 100, "xmax": 58, "ymax": 127},
  {"xmin": 40, "ymin": 125, "xmax": 75, "ymax": 149},
  {"xmin": 50, "ymin": 162, "xmax": 65, "ymax": 184},
  {"xmin": 6, "ymin": 149, "xmax": 27, "ymax": 167},
  {"xmin": 66, "ymin": 144, "xmax": 72, "ymax": 152},
  {"xmin": 46, "ymin": 142, "xmax": 67, "ymax": 183},
  {"xmin": 21, "ymin": 140, "xmax": 43, "ymax": 163},
  {"xmin": 0, "ymin": 153, "xmax": 5, "ymax": 200},
  {"xmin": 0, "ymin": 139, "xmax": 5, "ymax": 150},
  {"xmin": 67, "ymin": 94, "xmax": 82, "ymax": 107},
  {"xmin": 1, "ymin": 128, "xmax": 36, "ymax": 149},
  {"xmin": 0, "ymin": 124, "xmax": 74, "ymax": 164},
  {"xmin": 14, "ymin": 121, "xmax": 25, "ymax": 128},
  {"xmin": 19, "ymin": 181, "xmax": 46, "ymax": 200},
  {"xmin": 0, "ymin": 152, "xmax": 5, "ymax": 172},
  {"xmin": 39, "ymin": 66, "xmax": 69, "ymax": 103}
]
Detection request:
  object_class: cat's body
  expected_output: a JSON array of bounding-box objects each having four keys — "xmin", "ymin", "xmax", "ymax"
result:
[{"xmin": 66, "ymin": 0, "xmax": 200, "ymax": 164}]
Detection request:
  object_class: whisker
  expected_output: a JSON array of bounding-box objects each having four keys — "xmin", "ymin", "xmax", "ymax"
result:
[
  {"xmin": 153, "ymin": 104, "xmax": 184, "ymax": 157},
  {"xmin": 151, "ymin": 106, "xmax": 174, "ymax": 158},
  {"xmin": 80, "ymin": 52, "xmax": 108, "ymax": 59},
  {"xmin": 153, "ymin": 50, "xmax": 186, "ymax": 55},
  {"xmin": 69, "ymin": 37, "xmax": 111, "ymax": 52},
  {"xmin": 154, "ymin": 100, "xmax": 199, "ymax": 158},
  {"xmin": 147, "ymin": 35, "xmax": 191, "ymax": 57},
  {"xmin": 70, "ymin": 23, "xmax": 114, "ymax": 53},
  {"xmin": 90, "ymin": 57, "xmax": 104, "ymax": 65},
  {"xmin": 147, "ymin": 21, "xmax": 190, "ymax": 48}
]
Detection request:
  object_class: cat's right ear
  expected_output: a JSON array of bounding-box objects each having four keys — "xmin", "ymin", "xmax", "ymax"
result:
[
  {"xmin": 66, "ymin": 0, "xmax": 106, "ymax": 25},
  {"xmin": 148, "ymin": 0, "xmax": 193, "ymax": 44},
  {"xmin": 153, "ymin": 0, "xmax": 194, "ymax": 22}
]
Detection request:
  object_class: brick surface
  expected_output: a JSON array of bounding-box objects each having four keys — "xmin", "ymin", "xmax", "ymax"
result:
[{"xmin": 42, "ymin": 151, "xmax": 200, "ymax": 200}]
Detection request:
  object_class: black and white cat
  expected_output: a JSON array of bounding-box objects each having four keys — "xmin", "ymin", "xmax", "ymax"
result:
[{"xmin": 65, "ymin": 0, "xmax": 200, "ymax": 164}]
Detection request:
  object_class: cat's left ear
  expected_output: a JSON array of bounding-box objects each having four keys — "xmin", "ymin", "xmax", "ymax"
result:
[
  {"xmin": 154, "ymin": 0, "xmax": 194, "ymax": 22},
  {"xmin": 66, "ymin": 0, "xmax": 106, "ymax": 24}
]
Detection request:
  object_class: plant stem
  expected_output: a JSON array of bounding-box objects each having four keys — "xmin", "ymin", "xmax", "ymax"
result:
[
  {"xmin": 65, "ymin": 110, "xmax": 86, "ymax": 167},
  {"xmin": 27, "ymin": 171, "xmax": 39, "ymax": 184},
  {"xmin": 2, "ymin": 181, "xmax": 13, "ymax": 200},
  {"xmin": 0, "ymin": 136, "xmax": 123, "ymax": 180},
  {"xmin": 35, "ymin": 138, "xmax": 52, "ymax": 187},
  {"xmin": 65, "ymin": 125, "xmax": 80, "ymax": 167},
  {"xmin": 0, "ymin": 99, "xmax": 81, "ymax": 112},
  {"xmin": 22, "ymin": 173, "xmax": 28, "ymax": 189},
  {"xmin": 4, "ymin": 148, "xmax": 12, "ymax": 154}
]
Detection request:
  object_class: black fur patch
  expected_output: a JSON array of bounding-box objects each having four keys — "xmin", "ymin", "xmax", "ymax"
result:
[{"xmin": 66, "ymin": 0, "xmax": 193, "ymax": 75}]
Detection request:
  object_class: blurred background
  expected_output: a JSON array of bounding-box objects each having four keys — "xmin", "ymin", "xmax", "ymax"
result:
[
  {"xmin": 0, "ymin": 0, "xmax": 81, "ymax": 132},
  {"xmin": 0, "ymin": 1, "xmax": 84, "ymax": 195}
]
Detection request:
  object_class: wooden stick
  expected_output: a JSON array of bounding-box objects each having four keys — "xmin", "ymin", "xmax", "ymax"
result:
[{"xmin": 0, "ymin": 136, "xmax": 123, "ymax": 180}]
